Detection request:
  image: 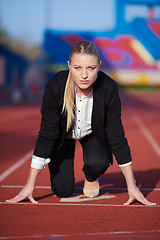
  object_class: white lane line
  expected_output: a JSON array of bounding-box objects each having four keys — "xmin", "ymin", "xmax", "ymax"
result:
[
  {"xmin": 0, "ymin": 230, "xmax": 160, "ymax": 239},
  {"xmin": 0, "ymin": 235, "xmax": 43, "ymax": 239},
  {"xmin": 86, "ymin": 230, "xmax": 160, "ymax": 235},
  {"xmin": 130, "ymin": 110, "xmax": 160, "ymax": 157},
  {"xmin": 0, "ymin": 201, "xmax": 159, "ymax": 207},
  {"xmin": 1, "ymin": 185, "xmax": 51, "ymax": 189},
  {"xmin": 1, "ymin": 185, "xmax": 160, "ymax": 191},
  {"xmin": 0, "ymin": 150, "xmax": 33, "ymax": 182}
]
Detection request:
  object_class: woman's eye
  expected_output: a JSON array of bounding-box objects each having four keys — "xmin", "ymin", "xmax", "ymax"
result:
[
  {"xmin": 89, "ymin": 67, "xmax": 95, "ymax": 70},
  {"xmin": 75, "ymin": 67, "xmax": 81, "ymax": 70}
]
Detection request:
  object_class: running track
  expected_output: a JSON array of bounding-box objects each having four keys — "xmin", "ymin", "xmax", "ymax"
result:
[{"xmin": 0, "ymin": 91, "xmax": 160, "ymax": 240}]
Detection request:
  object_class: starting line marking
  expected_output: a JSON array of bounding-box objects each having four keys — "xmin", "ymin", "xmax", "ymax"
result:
[
  {"xmin": 0, "ymin": 201, "xmax": 159, "ymax": 207},
  {"xmin": 0, "ymin": 230, "xmax": 160, "ymax": 239}
]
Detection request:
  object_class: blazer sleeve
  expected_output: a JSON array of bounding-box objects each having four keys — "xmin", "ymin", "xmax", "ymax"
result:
[
  {"xmin": 33, "ymin": 81, "xmax": 60, "ymax": 158},
  {"xmin": 105, "ymin": 81, "xmax": 132, "ymax": 165}
]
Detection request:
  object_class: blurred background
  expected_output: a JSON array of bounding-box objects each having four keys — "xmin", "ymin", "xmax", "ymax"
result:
[{"xmin": 0, "ymin": 0, "xmax": 160, "ymax": 105}]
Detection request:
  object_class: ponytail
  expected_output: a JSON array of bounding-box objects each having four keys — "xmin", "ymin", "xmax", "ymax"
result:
[{"xmin": 62, "ymin": 72, "xmax": 75, "ymax": 131}]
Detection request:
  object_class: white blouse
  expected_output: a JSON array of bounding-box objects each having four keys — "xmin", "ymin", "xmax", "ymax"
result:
[{"xmin": 72, "ymin": 90, "xmax": 93, "ymax": 139}]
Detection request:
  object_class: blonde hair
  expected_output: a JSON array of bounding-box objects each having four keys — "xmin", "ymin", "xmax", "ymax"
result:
[{"xmin": 62, "ymin": 40, "xmax": 100, "ymax": 131}]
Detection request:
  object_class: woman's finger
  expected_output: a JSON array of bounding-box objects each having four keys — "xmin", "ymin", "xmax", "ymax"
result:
[
  {"xmin": 123, "ymin": 196, "xmax": 135, "ymax": 205},
  {"xmin": 6, "ymin": 194, "xmax": 38, "ymax": 204},
  {"xmin": 6, "ymin": 194, "xmax": 24, "ymax": 203},
  {"xmin": 137, "ymin": 197, "xmax": 156, "ymax": 206},
  {"xmin": 124, "ymin": 188, "xmax": 157, "ymax": 206},
  {"xmin": 5, "ymin": 184, "xmax": 36, "ymax": 203},
  {"xmin": 28, "ymin": 195, "xmax": 38, "ymax": 204}
]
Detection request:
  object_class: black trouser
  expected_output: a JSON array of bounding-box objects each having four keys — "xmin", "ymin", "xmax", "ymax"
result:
[{"xmin": 49, "ymin": 134, "xmax": 110, "ymax": 197}]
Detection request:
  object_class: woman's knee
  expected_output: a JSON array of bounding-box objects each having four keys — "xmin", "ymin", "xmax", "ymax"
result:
[
  {"xmin": 51, "ymin": 184, "xmax": 74, "ymax": 198},
  {"xmin": 84, "ymin": 160, "xmax": 110, "ymax": 175}
]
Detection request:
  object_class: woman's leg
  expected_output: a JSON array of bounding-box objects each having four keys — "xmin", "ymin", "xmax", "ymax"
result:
[
  {"xmin": 80, "ymin": 134, "xmax": 110, "ymax": 182},
  {"xmin": 49, "ymin": 139, "xmax": 75, "ymax": 198}
]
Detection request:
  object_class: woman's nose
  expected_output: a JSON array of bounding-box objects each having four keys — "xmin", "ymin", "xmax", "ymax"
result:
[{"xmin": 81, "ymin": 70, "xmax": 88, "ymax": 79}]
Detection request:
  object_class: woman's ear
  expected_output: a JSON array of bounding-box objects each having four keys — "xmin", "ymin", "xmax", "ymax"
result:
[
  {"xmin": 99, "ymin": 61, "xmax": 102, "ymax": 69},
  {"xmin": 67, "ymin": 61, "xmax": 70, "ymax": 70}
]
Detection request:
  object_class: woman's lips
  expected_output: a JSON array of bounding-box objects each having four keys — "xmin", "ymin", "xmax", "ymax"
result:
[{"xmin": 80, "ymin": 80, "xmax": 89, "ymax": 84}]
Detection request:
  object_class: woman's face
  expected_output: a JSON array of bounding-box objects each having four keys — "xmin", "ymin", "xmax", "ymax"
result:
[{"xmin": 68, "ymin": 53, "xmax": 101, "ymax": 96}]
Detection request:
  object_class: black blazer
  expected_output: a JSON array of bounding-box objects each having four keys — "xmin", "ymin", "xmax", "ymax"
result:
[{"xmin": 34, "ymin": 70, "xmax": 132, "ymax": 165}]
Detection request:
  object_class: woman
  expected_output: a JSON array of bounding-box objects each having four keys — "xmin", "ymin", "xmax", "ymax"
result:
[{"xmin": 6, "ymin": 41, "xmax": 155, "ymax": 205}]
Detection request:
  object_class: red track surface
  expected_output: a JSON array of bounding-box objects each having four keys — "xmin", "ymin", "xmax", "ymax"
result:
[{"xmin": 0, "ymin": 91, "xmax": 160, "ymax": 240}]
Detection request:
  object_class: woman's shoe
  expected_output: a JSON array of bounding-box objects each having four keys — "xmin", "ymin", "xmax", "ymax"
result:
[{"xmin": 83, "ymin": 179, "xmax": 99, "ymax": 198}]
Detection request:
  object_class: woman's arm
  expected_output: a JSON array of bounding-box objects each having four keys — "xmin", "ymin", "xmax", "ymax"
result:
[
  {"xmin": 105, "ymin": 81, "xmax": 132, "ymax": 165},
  {"xmin": 6, "ymin": 75, "xmax": 63, "ymax": 203},
  {"xmin": 105, "ymin": 81, "xmax": 156, "ymax": 205},
  {"xmin": 6, "ymin": 168, "xmax": 41, "ymax": 203},
  {"xmin": 120, "ymin": 164, "xmax": 156, "ymax": 205}
]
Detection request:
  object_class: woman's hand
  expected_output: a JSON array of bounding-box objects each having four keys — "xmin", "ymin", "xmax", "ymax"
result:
[
  {"xmin": 6, "ymin": 184, "xmax": 38, "ymax": 204},
  {"xmin": 120, "ymin": 164, "xmax": 156, "ymax": 206},
  {"xmin": 124, "ymin": 185, "xmax": 156, "ymax": 206},
  {"xmin": 6, "ymin": 167, "xmax": 41, "ymax": 204}
]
